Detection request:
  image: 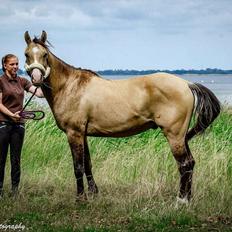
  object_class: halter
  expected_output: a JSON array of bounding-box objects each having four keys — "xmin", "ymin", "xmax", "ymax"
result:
[
  {"xmin": 19, "ymin": 87, "xmax": 45, "ymax": 120},
  {"xmin": 24, "ymin": 62, "xmax": 51, "ymax": 80}
]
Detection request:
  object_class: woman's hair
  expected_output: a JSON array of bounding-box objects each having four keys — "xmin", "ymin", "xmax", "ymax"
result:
[{"xmin": 1, "ymin": 54, "xmax": 17, "ymax": 72}]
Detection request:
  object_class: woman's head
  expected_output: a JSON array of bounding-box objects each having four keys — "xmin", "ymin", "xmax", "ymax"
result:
[{"xmin": 2, "ymin": 54, "xmax": 19, "ymax": 77}]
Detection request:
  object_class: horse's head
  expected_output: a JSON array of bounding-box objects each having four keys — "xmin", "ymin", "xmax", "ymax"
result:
[{"xmin": 24, "ymin": 31, "xmax": 51, "ymax": 86}]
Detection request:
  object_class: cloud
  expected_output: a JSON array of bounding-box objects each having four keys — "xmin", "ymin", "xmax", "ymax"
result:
[
  {"xmin": 0, "ymin": 0, "xmax": 91, "ymax": 31},
  {"xmin": 1, "ymin": 0, "xmax": 232, "ymax": 33},
  {"xmin": 0, "ymin": 0, "xmax": 231, "ymax": 39},
  {"xmin": 0, "ymin": 0, "xmax": 232, "ymax": 70}
]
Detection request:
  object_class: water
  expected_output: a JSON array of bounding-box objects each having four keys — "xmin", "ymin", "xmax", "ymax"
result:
[
  {"xmin": 180, "ymin": 74, "xmax": 232, "ymax": 106},
  {"xmin": 106, "ymin": 74, "xmax": 232, "ymax": 106}
]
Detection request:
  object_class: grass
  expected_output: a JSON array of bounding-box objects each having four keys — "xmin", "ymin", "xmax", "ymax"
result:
[{"xmin": 0, "ymin": 106, "xmax": 231, "ymax": 231}]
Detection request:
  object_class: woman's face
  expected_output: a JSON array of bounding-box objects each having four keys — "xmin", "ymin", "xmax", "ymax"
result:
[{"xmin": 4, "ymin": 57, "xmax": 19, "ymax": 78}]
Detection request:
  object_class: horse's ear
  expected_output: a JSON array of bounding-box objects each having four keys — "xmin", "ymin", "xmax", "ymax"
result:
[
  {"xmin": 24, "ymin": 31, "xmax": 31, "ymax": 44},
  {"xmin": 40, "ymin": 30, "xmax": 47, "ymax": 43}
]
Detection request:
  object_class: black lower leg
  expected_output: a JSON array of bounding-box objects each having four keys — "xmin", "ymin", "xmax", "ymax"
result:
[
  {"xmin": 75, "ymin": 163, "xmax": 85, "ymax": 196},
  {"xmin": 70, "ymin": 142, "xmax": 85, "ymax": 196},
  {"xmin": 178, "ymin": 156, "xmax": 195, "ymax": 200},
  {"xmin": 84, "ymin": 140, "xmax": 98, "ymax": 194}
]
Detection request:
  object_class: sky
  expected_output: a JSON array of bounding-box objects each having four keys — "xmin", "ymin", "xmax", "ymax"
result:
[{"xmin": 0, "ymin": 0, "xmax": 232, "ymax": 71}]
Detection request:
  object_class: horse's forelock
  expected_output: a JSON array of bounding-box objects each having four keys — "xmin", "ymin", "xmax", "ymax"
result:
[{"xmin": 32, "ymin": 37, "xmax": 52, "ymax": 50}]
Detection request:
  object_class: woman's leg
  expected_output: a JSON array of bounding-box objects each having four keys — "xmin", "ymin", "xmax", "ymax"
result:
[
  {"xmin": 10, "ymin": 124, "xmax": 25, "ymax": 193},
  {"xmin": 0, "ymin": 123, "xmax": 11, "ymax": 195}
]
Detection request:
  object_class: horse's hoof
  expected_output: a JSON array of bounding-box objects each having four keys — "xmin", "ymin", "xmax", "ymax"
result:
[{"xmin": 175, "ymin": 196, "xmax": 189, "ymax": 208}]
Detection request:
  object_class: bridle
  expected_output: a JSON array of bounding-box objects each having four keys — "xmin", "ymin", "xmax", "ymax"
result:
[
  {"xmin": 22, "ymin": 47, "xmax": 51, "ymax": 120},
  {"xmin": 24, "ymin": 62, "xmax": 51, "ymax": 83},
  {"xmin": 19, "ymin": 87, "xmax": 45, "ymax": 120}
]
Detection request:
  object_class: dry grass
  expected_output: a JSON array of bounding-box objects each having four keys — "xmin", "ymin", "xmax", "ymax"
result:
[{"xmin": 0, "ymin": 109, "xmax": 231, "ymax": 231}]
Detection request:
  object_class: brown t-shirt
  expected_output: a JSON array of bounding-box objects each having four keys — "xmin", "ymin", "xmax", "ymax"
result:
[{"xmin": 0, "ymin": 74, "xmax": 32, "ymax": 123}]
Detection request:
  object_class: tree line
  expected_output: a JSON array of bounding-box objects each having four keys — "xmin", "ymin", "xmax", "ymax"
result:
[{"xmin": 97, "ymin": 68, "xmax": 232, "ymax": 75}]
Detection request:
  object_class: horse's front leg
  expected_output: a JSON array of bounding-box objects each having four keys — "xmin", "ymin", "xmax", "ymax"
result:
[
  {"xmin": 84, "ymin": 138, "xmax": 98, "ymax": 194},
  {"xmin": 67, "ymin": 130, "xmax": 85, "ymax": 197}
]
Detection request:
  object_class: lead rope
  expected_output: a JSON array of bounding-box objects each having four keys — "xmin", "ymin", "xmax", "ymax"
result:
[{"xmin": 19, "ymin": 87, "xmax": 45, "ymax": 120}]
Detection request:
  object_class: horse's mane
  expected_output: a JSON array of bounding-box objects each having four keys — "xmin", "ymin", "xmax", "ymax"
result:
[{"xmin": 32, "ymin": 37, "xmax": 100, "ymax": 77}]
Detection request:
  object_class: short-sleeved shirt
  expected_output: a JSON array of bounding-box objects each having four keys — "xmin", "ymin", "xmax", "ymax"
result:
[{"xmin": 0, "ymin": 74, "xmax": 32, "ymax": 123}]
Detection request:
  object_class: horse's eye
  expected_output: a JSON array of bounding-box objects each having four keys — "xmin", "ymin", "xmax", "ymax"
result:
[
  {"xmin": 25, "ymin": 53, "xmax": 29, "ymax": 58},
  {"xmin": 43, "ymin": 53, "xmax": 48, "ymax": 58}
]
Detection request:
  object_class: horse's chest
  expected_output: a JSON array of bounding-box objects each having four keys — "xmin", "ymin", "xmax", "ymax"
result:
[{"xmin": 52, "ymin": 95, "xmax": 84, "ymax": 125}]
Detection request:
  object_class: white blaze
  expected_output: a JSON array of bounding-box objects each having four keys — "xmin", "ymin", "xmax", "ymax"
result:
[
  {"xmin": 32, "ymin": 47, "xmax": 39, "ymax": 54},
  {"xmin": 32, "ymin": 47, "xmax": 40, "ymax": 63}
]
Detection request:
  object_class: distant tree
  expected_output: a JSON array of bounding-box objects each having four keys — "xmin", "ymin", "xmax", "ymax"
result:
[{"xmin": 97, "ymin": 68, "xmax": 232, "ymax": 75}]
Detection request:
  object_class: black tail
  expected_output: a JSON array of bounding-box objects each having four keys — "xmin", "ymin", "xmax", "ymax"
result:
[{"xmin": 187, "ymin": 83, "xmax": 221, "ymax": 140}]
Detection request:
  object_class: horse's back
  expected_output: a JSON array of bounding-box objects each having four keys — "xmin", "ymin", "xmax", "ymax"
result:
[{"xmin": 120, "ymin": 72, "xmax": 193, "ymax": 115}]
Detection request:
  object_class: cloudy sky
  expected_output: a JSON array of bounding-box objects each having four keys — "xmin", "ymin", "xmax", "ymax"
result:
[{"xmin": 0, "ymin": 0, "xmax": 232, "ymax": 71}]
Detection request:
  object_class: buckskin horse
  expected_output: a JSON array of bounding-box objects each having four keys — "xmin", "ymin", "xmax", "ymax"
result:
[{"xmin": 24, "ymin": 31, "xmax": 220, "ymax": 203}]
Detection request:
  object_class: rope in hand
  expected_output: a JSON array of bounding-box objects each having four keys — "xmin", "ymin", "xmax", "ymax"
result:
[{"xmin": 19, "ymin": 87, "xmax": 45, "ymax": 120}]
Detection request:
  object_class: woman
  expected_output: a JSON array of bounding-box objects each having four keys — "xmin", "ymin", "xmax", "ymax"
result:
[{"xmin": 0, "ymin": 54, "xmax": 43, "ymax": 197}]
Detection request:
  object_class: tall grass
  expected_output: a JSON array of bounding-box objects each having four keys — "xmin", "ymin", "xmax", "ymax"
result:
[{"xmin": 0, "ymin": 107, "xmax": 231, "ymax": 231}]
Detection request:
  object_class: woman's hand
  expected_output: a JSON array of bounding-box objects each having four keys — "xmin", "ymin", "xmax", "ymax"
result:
[
  {"xmin": 28, "ymin": 86, "xmax": 44, "ymax": 98},
  {"xmin": 10, "ymin": 111, "xmax": 21, "ymax": 122},
  {"xmin": 0, "ymin": 93, "xmax": 21, "ymax": 122}
]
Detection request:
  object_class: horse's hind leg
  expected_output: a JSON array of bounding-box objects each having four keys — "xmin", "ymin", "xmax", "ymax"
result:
[
  {"xmin": 175, "ymin": 141, "xmax": 195, "ymax": 202},
  {"xmin": 181, "ymin": 139, "xmax": 195, "ymax": 201},
  {"xmin": 167, "ymin": 135, "xmax": 195, "ymax": 202},
  {"xmin": 84, "ymin": 138, "xmax": 98, "ymax": 194}
]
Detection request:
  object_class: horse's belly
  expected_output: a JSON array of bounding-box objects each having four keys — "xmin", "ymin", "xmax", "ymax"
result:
[{"xmin": 86, "ymin": 120, "xmax": 157, "ymax": 137}]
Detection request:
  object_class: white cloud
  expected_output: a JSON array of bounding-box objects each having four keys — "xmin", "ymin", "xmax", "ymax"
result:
[
  {"xmin": 0, "ymin": 0, "xmax": 232, "ymax": 70},
  {"xmin": 1, "ymin": 0, "xmax": 231, "ymax": 33}
]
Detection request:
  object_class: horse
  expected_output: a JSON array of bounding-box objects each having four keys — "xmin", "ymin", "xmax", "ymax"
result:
[{"xmin": 24, "ymin": 31, "xmax": 221, "ymax": 203}]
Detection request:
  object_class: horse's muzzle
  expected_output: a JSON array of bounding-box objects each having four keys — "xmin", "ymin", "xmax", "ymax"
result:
[
  {"xmin": 31, "ymin": 68, "xmax": 43, "ymax": 85},
  {"xmin": 31, "ymin": 68, "xmax": 43, "ymax": 84},
  {"xmin": 24, "ymin": 62, "xmax": 51, "ymax": 85}
]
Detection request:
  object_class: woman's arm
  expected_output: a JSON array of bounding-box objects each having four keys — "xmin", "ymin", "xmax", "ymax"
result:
[
  {"xmin": 28, "ymin": 85, "xmax": 44, "ymax": 98},
  {"xmin": 0, "ymin": 93, "xmax": 20, "ymax": 122}
]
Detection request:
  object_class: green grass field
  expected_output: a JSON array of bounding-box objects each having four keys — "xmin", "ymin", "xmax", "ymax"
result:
[{"xmin": 0, "ymin": 106, "xmax": 231, "ymax": 231}]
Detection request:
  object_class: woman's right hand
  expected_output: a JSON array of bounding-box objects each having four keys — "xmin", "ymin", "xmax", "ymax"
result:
[{"xmin": 10, "ymin": 111, "xmax": 21, "ymax": 122}]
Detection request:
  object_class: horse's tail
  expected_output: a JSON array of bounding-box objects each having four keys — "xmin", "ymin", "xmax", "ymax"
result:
[{"xmin": 187, "ymin": 83, "xmax": 221, "ymax": 140}]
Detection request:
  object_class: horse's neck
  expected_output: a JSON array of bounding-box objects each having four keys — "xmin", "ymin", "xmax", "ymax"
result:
[
  {"xmin": 41, "ymin": 53, "xmax": 74, "ymax": 107},
  {"xmin": 49, "ymin": 53, "xmax": 74, "ymax": 86},
  {"xmin": 43, "ymin": 53, "xmax": 96, "ymax": 108}
]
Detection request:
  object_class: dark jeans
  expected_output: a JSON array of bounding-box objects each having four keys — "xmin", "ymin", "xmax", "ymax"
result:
[{"xmin": 0, "ymin": 122, "xmax": 25, "ymax": 192}]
